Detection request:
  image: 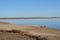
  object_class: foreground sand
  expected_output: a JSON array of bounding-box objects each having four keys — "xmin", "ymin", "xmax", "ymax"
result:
[{"xmin": 0, "ymin": 22, "xmax": 60, "ymax": 40}]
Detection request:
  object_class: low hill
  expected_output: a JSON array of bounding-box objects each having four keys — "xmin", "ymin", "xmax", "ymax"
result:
[{"xmin": 0, "ymin": 22, "xmax": 60, "ymax": 40}]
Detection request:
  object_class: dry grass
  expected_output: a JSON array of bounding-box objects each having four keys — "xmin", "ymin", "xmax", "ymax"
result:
[
  {"xmin": 0, "ymin": 22, "xmax": 60, "ymax": 40},
  {"xmin": 0, "ymin": 30, "xmax": 47, "ymax": 40}
]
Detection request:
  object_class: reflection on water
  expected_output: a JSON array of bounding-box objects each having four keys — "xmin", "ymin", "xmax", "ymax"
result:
[{"xmin": 0, "ymin": 19, "xmax": 60, "ymax": 29}]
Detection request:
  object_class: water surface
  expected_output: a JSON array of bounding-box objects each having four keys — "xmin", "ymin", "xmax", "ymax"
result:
[{"xmin": 0, "ymin": 19, "xmax": 60, "ymax": 29}]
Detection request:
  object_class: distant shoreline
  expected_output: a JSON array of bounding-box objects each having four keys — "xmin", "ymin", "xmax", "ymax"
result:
[{"xmin": 0, "ymin": 17, "xmax": 60, "ymax": 20}]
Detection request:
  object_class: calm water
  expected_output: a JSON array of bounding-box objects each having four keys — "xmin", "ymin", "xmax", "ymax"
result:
[{"xmin": 0, "ymin": 19, "xmax": 60, "ymax": 29}]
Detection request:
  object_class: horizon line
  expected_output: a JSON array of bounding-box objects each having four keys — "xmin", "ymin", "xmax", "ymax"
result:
[{"xmin": 0, "ymin": 17, "xmax": 60, "ymax": 20}]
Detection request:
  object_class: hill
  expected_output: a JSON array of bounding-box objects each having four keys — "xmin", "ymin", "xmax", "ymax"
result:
[{"xmin": 0, "ymin": 22, "xmax": 60, "ymax": 40}]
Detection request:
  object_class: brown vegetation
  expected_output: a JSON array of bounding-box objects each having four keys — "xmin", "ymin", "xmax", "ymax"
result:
[
  {"xmin": 0, "ymin": 30, "xmax": 47, "ymax": 40},
  {"xmin": 0, "ymin": 22, "xmax": 60, "ymax": 40}
]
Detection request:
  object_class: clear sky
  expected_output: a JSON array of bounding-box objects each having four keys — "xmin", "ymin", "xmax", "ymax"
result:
[{"xmin": 0, "ymin": 0, "xmax": 60, "ymax": 17}]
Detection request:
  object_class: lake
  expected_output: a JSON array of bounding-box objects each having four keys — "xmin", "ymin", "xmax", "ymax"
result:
[{"xmin": 0, "ymin": 19, "xmax": 60, "ymax": 29}]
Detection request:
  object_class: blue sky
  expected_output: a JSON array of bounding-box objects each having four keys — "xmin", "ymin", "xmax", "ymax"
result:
[{"xmin": 0, "ymin": 0, "xmax": 60, "ymax": 17}]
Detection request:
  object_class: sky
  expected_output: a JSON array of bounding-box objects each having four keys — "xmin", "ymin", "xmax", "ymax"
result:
[{"xmin": 0, "ymin": 0, "xmax": 60, "ymax": 17}]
